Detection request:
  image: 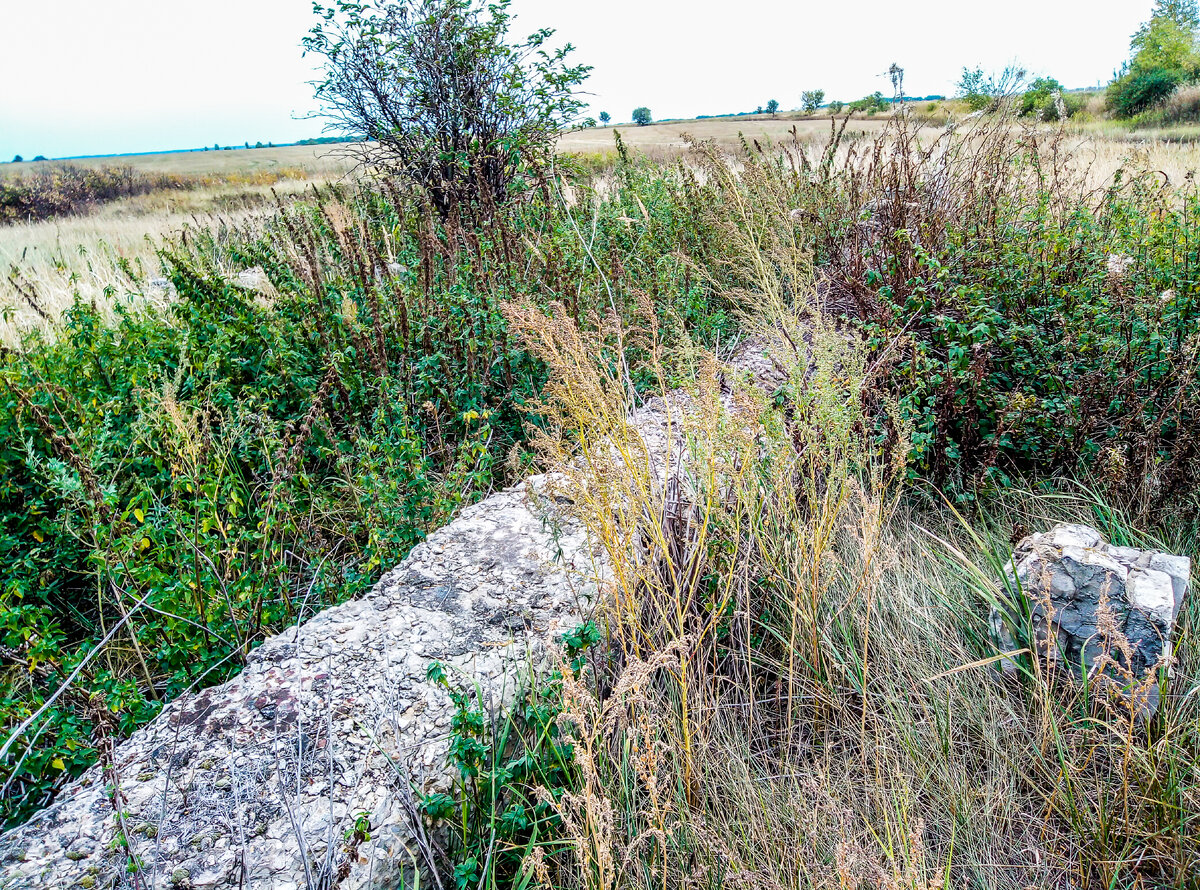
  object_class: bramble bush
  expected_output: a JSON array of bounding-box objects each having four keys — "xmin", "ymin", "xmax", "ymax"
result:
[{"xmin": 685, "ymin": 113, "xmax": 1200, "ymax": 522}]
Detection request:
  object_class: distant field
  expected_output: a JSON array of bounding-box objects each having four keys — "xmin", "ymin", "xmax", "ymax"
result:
[
  {"xmin": 559, "ymin": 115, "xmax": 891, "ymax": 157},
  {"xmin": 561, "ymin": 113, "xmax": 1200, "ymax": 188},
  {"xmin": 0, "ymin": 144, "xmax": 357, "ymax": 345},
  {"xmin": 0, "ymin": 142, "xmax": 356, "ymax": 179}
]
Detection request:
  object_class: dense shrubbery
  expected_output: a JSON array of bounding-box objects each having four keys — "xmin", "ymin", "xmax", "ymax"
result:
[
  {"xmin": 682, "ymin": 114, "xmax": 1200, "ymax": 525},
  {"xmin": 1017, "ymin": 77, "xmax": 1083, "ymax": 120},
  {"xmin": 1109, "ymin": 67, "xmax": 1187, "ymax": 117},
  {"xmin": 865, "ymin": 174, "xmax": 1200, "ymax": 507},
  {"xmin": 0, "ymin": 156, "xmax": 735, "ymax": 825},
  {"xmin": 0, "ymin": 165, "xmax": 191, "ymax": 224}
]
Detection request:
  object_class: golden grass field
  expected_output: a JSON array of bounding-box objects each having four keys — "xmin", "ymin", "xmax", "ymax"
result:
[
  {"xmin": 559, "ymin": 114, "xmax": 893, "ymax": 156},
  {"xmin": 564, "ymin": 113, "xmax": 1200, "ymax": 185},
  {"xmin": 0, "ymin": 145, "xmax": 356, "ymax": 345},
  {"xmin": 6, "ymin": 116, "xmax": 1200, "ymax": 346}
]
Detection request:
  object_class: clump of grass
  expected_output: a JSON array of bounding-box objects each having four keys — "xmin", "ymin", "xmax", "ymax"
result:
[{"xmin": 494, "ymin": 288, "xmax": 1198, "ymax": 889}]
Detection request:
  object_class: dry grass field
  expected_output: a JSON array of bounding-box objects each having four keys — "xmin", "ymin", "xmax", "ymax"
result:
[
  {"xmin": 563, "ymin": 113, "xmax": 1200, "ymax": 185},
  {"xmin": 558, "ymin": 114, "xmax": 892, "ymax": 157},
  {"xmin": 0, "ymin": 144, "xmax": 356, "ymax": 344},
  {"xmin": 0, "ymin": 142, "xmax": 356, "ymax": 180}
]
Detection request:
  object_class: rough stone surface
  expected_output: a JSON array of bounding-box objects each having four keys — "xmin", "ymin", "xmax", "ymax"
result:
[
  {"xmin": 0, "ymin": 341, "xmax": 780, "ymax": 890},
  {"xmin": 234, "ymin": 267, "xmax": 270, "ymax": 291},
  {"xmin": 991, "ymin": 524, "xmax": 1191, "ymax": 712},
  {"xmin": 0, "ymin": 479, "xmax": 596, "ymax": 890}
]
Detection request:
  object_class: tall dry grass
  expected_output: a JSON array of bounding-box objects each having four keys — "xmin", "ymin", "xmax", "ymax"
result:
[
  {"xmin": 493, "ymin": 110, "xmax": 1200, "ymax": 886},
  {"xmin": 0, "ymin": 177, "xmax": 323, "ymax": 346},
  {"xmin": 503, "ymin": 294, "xmax": 1198, "ymax": 889}
]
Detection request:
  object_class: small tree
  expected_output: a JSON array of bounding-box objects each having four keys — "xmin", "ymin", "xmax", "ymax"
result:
[
  {"xmin": 800, "ymin": 89, "xmax": 825, "ymax": 114},
  {"xmin": 765, "ymin": 99, "xmax": 780, "ymax": 117},
  {"xmin": 957, "ymin": 66, "xmax": 990, "ymax": 110},
  {"xmin": 632, "ymin": 106, "xmax": 652, "ymax": 126},
  {"xmin": 1130, "ymin": 13, "xmax": 1200, "ymax": 72},
  {"xmin": 957, "ymin": 65, "xmax": 1026, "ymax": 111},
  {"xmin": 10, "ymin": 155, "xmax": 22, "ymax": 163},
  {"xmin": 828, "ymin": 100, "xmax": 845, "ymax": 115},
  {"xmin": 306, "ymin": 0, "xmax": 591, "ymax": 214},
  {"xmin": 599, "ymin": 111, "xmax": 611, "ymax": 124},
  {"xmin": 1020, "ymin": 76, "xmax": 1070, "ymax": 119}
]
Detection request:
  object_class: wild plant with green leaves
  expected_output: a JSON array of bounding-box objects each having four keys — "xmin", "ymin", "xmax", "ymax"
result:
[
  {"xmin": 683, "ymin": 110, "xmax": 1200, "ymax": 523},
  {"xmin": 0, "ymin": 154, "xmax": 735, "ymax": 826}
]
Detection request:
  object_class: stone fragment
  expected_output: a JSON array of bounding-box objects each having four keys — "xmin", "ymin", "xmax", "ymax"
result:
[{"xmin": 991, "ymin": 523, "xmax": 1190, "ymax": 715}]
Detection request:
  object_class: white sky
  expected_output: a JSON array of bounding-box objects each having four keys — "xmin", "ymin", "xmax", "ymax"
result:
[{"xmin": 1, "ymin": 0, "xmax": 1154, "ymax": 160}]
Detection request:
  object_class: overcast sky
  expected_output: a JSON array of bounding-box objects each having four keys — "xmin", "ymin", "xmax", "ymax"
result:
[{"xmin": 1, "ymin": 0, "xmax": 1154, "ymax": 160}]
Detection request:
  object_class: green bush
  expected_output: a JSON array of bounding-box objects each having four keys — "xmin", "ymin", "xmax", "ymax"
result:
[
  {"xmin": 0, "ymin": 160, "xmax": 735, "ymax": 827},
  {"xmin": 849, "ymin": 91, "xmax": 887, "ymax": 113},
  {"xmin": 1108, "ymin": 67, "xmax": 1186, "ymax": 117},
  {"xmin": 688, "ymin": 115, "xmax": 1200, "ymax": 514},
  {"xmin": 1020, "ymin": 77, "xmax": 1066, "ymax": 119},
  {"xmin": 840, "ymin": 161, "xmax": 1200, "ymax": 509}
]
